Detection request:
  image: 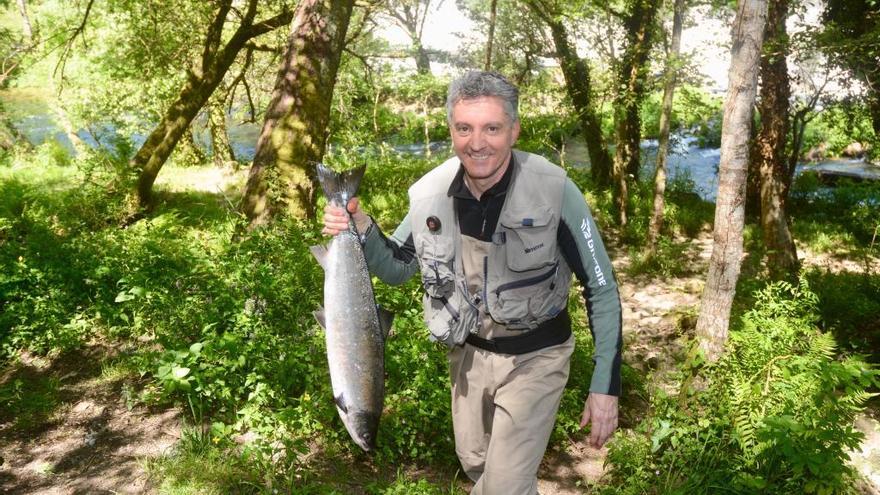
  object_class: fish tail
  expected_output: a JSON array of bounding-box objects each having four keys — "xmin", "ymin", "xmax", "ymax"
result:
[{"xmin": 314, "ymin": 162, "xmax": 366, "ymax": 207}]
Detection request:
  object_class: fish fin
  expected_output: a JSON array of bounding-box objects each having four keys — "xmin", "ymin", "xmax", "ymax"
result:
[
  {"xmin": 314, "ymin": 162, "xmax": 366, "ymax": 207},
  {"xmin": 310, "ymin": 244, "xmax": 328, "ymax": 270},
  {"xmin": 377, "ymin": 306, "xmax": 394, "ymax": 341},
  {"xmin": 334, "ymin": 393, "xmax": 348, "ymax": 413}
]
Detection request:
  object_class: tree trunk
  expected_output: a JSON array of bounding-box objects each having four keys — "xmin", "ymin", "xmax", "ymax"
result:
[
  {"xmin": 414, "ymin": 39, "xmax": 431, "ymax": 74},
  {"xmin": 527, "ymin": 1, "xmax": 613, "ymax": 187},
  {"xmin": 695, "ymin": 0, "xmax": 768, "ymax": 362},
  {"xmin": 176, "ymin": 127, "xmax": 207, "ymax": 166},
  {"xmin": 208, "ymin": 94, "xmax": 236, "ymax": 168},
  {"xmin": 755, "ymin": 0, "xmax": 799, "ymax": 280},
  {"xmin": 241, "ymin": 0, "xmax": 355, "ymax": 227},
  {"xmin": 133, "ymin": 1, "xmax": 292, "ymax": 208},
  {"xmin": 485, "ymin": 0, "xmax": 498, "ymax": 70},
  {"xmin": 647, "ymin": 0, "xmax": 686, "ymax": 254},
  {"xmin": 612, "ymin": 0, "xmax": 662, "ymax": 226},
  {"xmin": 17, "ymin": 0, "xmax": 33, "ymax": 40}
]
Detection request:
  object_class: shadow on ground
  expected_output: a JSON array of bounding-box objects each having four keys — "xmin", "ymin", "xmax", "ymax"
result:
[{"xmin": 0, "ymin": 346, "xmax": 180, "ymax": 495}]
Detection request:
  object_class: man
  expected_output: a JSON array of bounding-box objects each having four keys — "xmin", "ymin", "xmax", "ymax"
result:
[{"xmin": 323, "ymin": 71, "xmax": 622, "ymax": 494}]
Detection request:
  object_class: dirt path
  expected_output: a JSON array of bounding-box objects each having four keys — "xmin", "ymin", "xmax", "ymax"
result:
[{"xmin": 0, "ymin": 346, "xmax": 180, "ymax": 494}]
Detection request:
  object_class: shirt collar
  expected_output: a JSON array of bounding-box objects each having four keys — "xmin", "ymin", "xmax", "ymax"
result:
[{"xmin": 447, "ymin": 153, "xmax": 516, "ymax": 200}]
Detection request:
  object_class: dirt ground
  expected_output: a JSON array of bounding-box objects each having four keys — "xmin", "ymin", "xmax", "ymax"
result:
[{"xmin": 0, "ymin": 347, "xmax": 180, "ymax": 495}]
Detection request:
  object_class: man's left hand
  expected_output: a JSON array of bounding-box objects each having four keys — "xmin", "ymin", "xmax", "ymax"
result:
[{"xmin": 580, "ymin": 392, "xmax": 619, "ymax": 448}]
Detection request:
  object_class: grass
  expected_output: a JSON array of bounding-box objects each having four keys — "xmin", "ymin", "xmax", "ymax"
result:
[{"xmin": 0, "ymin": 368, "xmax": 61, "ymax": 430}]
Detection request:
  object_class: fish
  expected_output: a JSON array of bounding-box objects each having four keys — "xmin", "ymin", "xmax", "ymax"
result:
[{"xmin": 310, "ymin": 163, "xmax": 392, "ymax": 452}]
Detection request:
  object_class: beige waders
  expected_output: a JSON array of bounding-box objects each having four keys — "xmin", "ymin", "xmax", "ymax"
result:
[{"xmin": 450, "ymin": 237, "xmax": 574, "ymax": 495}]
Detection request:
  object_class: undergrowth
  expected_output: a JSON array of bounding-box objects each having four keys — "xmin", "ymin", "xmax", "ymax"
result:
[{"xmin": 601, "ymin": 278, "xmax": 878, "ymax": 494}]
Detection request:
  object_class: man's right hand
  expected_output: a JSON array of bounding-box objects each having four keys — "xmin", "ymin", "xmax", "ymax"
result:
[{"xmin": 322, "ymin": 197, "xmax": 372, "ymax": 236}]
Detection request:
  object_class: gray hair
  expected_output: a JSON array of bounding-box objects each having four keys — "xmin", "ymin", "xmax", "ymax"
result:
[{"xmin": 446, "ymin": 71, "xmax": 519, "ymax": 124}]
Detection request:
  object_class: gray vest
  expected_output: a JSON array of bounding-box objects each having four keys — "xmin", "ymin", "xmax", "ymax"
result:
[{"xmin": 408, "ymin": 150, "xmax": 572, "ymax": 347}]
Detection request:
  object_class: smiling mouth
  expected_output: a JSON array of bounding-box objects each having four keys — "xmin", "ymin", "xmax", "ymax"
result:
[{"xmin": 470, "ymin": 153, "xmax": 491, "ymax": 160}]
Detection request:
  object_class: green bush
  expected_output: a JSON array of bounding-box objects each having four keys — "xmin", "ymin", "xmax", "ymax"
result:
[
  {"xmin": 791, "ymin": 177, "xmax": 880, "ymax": 246},
  {"xmin": 602, "ymin": 278, "xmax": 878, "ymax": 494}
]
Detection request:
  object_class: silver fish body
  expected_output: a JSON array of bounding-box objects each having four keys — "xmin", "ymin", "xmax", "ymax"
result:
[{"xmin": 311, "ymin": 163, "xmax": 389, "ymax": 452}]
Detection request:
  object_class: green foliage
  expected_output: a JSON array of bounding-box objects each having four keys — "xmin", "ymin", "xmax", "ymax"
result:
[
  {"xmin": 799, "ymin": 102, "xmax": 877, "ymax": 158},
  {"xmin": 0, "ymin": 371, "xmax": 60, "ymax": 430},
  {"xmin": 790, "ymin": 176, "xmax": 880, "ymax": 246},
  {"xmin": 805, "ymin": 269, "xmax": 880, "ymax": 359},
  {"xmin": 331, "ymin": 70, "xmax": 450, "ymax": 148},
  {"xmin": 640, "ymin": 85, "xmax": 724, "ymax": 148},
  {"xmin": 627, "ymin": 237, "xmax": 694, "ymax": 277},
  {"xmin": 601, "ymin": 278, "xmax": 878, "ymax": 494}
]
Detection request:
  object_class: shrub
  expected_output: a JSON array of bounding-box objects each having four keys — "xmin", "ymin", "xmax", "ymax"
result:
[{"xmin": 601, "ymin": 278, "xmax": 878, "ymax": 494}]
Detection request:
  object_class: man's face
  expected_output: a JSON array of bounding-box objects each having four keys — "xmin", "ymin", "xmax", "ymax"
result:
[{"xmin": 449, "ymin": 96, "xmax": 520, "ymax": 187}]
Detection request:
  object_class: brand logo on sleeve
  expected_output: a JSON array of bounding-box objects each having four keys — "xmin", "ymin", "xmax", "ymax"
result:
[{"xmin": 580, "ymin": 218, "xmax": 607, "ymax": 286}]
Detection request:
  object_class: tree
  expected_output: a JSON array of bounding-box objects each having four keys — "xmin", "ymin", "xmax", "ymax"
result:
[
  {"xmin": 611, "ymin": 0, "xmax": 663, "ymax": 226},
  {"xmin": 133, "ymin": 0, "xmax": 293, "ymax": 208},
  {"xmin": 695, "ymin": 0, "xmax": 768, "ymax": 362},
  {"xmin": 525, "ymin": 0, "xmax": 614, "ymax": 187},
  {"xmin": 17, "ymin": 0, "xmax": 33, "ymax": 40},
  {"xmin": 382, "ymin": 0, "xmax": 438, "ymax": 74},
  {"xmin": 484, "ymin": 0, "xmax": 498, "ymax": 70},
  {"xmin": 820, "ymin": 0, "xmax": 880, "ymax": 141},
  {"xmin": 647, "ymin": 0, "xmax": 686, "ymax": 254},
  {"xmin": 458, "ymin": 0, "xmax": 548, "ymax": 85},
  {"xmin": 241, "ymin": 0, "xmax": 356, "ymax": 226},
  {"xmin": 754, "ymin": 0, "xmax": 799, "ymax": 280}
]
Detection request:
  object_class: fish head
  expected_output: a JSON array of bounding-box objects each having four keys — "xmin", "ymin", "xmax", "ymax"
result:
[{"xmin": 345, "ymin": 410, "xmax": 380, "ymax": 452}]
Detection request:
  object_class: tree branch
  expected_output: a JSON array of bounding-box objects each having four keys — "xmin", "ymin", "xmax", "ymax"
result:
[
  {"xmin": 53, "ymin": 0, "xmax": 96, "ymax": 89},
  {"xmin": 242, "ymin": 8, "xmax": 295, "ymax": 38}
]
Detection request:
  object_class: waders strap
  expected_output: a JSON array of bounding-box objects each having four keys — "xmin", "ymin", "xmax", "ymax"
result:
[{"xmin": 465, "ymin": 309, "xmax": 571, "ymax": 355}]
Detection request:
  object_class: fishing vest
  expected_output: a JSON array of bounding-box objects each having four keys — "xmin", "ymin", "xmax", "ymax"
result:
[{"xmin": 408, "ymin": 150, "xmax": 573, "ymax": 347}]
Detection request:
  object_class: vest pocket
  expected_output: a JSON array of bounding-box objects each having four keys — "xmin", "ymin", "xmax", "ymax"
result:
[
  {"xmin": 415, "ymin": 233, "xmax": 455, "ymax": 298},
  {"xmin": 499, "ymin": 205, "xmax": 557, "ymax": 272},
  {"xmin": 423, "ymin": 287, "xmax": 478, "ymax": 347},
  {"xmin": 493, "ymin": 262, "xmax": 562, "ymax": 329}
]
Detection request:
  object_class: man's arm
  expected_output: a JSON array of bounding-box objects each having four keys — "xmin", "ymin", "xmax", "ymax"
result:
[
  {"xmin": 557, "ymin": 178, "xmax": 623, "ymax": 447},
  {"xmin": 322, "ymin": 200, "xmax": 419, "ymax": 285},
  {"xmin": 360, "ymin": 214, "xmax": 419, "ymax": 285}
]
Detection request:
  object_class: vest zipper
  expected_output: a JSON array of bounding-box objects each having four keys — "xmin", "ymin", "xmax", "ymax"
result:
[
  {"xmin": 494, "ymin": 261, "xmax": 559, "ymax": 296},
  {"xmin": 439, "ymin": 295, "xmax": 460, "ymax": 321},
  {"xmin": 482, "ymin": 257, "xmax": 488, "ymax": 308}
]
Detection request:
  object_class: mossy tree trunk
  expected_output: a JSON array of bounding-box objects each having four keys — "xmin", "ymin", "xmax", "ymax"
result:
[
  {"xmin": 241, "ymin": 0, "xmax": 356, "ymax": 227},
  {"xmin": 755, "ymin": 0, "xmax": 799, "ymax": 281},
  {"xmin": 526, "ymin": 0, "xmax": 613, "ymax": 188},
  {"xmin": 647, "ymin": 0, "xmax": 686, "ymax": 255},
  {"xmin": 208, "ymin": 90, "xmax": 236, "ymax": 168},
  {"xmin": 696, "ymin": 0, "xmax": 768, "ymax": 362},
  {"xmin": 612, "ymin": 0, "xmax": 662, "ymax": 226},
  {"xmin": 133, "ymin": 0, "xmax": 292, "ymax": 209}
]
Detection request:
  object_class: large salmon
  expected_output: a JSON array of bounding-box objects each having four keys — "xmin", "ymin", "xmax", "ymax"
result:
[{"xmin": 310, "ymin": 163, "xmax": 391, "ymax": 452}]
